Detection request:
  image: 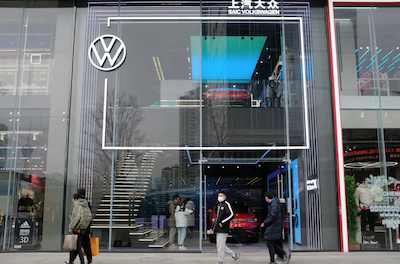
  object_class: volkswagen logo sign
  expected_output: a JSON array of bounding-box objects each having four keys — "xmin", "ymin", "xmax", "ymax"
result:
[{"xmin": 88, "ymin": 34, "xmax": 126, "ymax": 72}]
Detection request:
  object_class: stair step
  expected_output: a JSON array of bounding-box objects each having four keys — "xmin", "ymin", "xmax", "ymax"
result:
[
  {"xmin": 93, "ymin": 219, "xmax": 136, "ymax": 222},
  {"xmin": 148, "ymin": 238, "xmax": 169, "ymax": 248},
  {"xmin": 129, "ymin": 229, "xmax": 153, "ymax": 236},
  {"xmin": 98, "ymin": 208, "xmax": 139, "ymax": 212},
  {"xmin": 96, "ymin": 214, "xmax": 137, "ymax": 217},
  {"xmin": 139, "ymin": 232, "xmax": 164, "ymax": 242},
  {"xmin": 99, "ymin": 204, "xmax": 140, "ymax": 207},
  {"xmin": 91, "ymin": 224, "xmax": 142, "ymax": 229}
]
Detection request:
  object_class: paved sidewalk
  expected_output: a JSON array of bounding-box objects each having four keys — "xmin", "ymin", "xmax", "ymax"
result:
[{"xmin": 0, "ymin": 251, "xmax": 396, "ymax": 264}]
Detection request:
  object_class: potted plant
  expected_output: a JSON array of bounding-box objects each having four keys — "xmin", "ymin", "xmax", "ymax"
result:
[{"xmin": 346, "ymin": 174, "xmax": 360, "ymax": 250}]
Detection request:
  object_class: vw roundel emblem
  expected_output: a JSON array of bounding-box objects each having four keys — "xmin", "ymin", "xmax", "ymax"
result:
[{"xmin": 88, "ymin": 34, "xmax": 126, "ymax": 72}]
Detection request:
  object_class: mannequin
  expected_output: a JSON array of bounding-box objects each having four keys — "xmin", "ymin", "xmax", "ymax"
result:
[
  {"xmin": 264, "ymin": 56, "xmax": 283, "ymax": 108},
  {"xmin": 355, "ymin": 181, "xmax": 377, "ymax": 244},
  {"xmin": 266, "ymin": 79, "xmax": 282, "ymax": 108}
]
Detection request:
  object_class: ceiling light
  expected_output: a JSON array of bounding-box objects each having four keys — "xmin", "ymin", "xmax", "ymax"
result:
[
  {"xmin": 205, "ymin": 85, "xmax": 208, "ymax": 87},
  {"xmin": 237, "ymin": 166, "xmax": 239, "ymax": 169},
  {"xmin": 256, "ymin": 72, "xmax": 258, "ymax": 75},
  {"xmin": 266, "ymin": 47, "xmax": 269, "ymax": 50},
  {"xmin": 397, "ymin": 47, "xmax": 399, "ymax": 50},
  {"xmin": 376, "ymin": 47, "xmax": 379, "ymax": 49},
  {"xmin": 260, "ymin": 61, "xmax": 263, "ymax": 63},
  {"xmin": 366, "ymin": 46, "xmax": 369, "ymax": 49},
  {"xmin": 222, "ymin": 166, "xmax": 225, "ymax": 169},
  {"xmin": 360, "ymin": 47, "xmax": 363, "ymax": 49},
  {"xmin": 233, "ymin": 85, "xmax": 236, "ymax": 87}
]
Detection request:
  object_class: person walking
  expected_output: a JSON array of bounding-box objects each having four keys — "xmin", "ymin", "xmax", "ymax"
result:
[
  {"xmin": 185, "ymin": 198, "xmax": 195, "ymax": 239},
  {"xmin": 77, "ymin": 188, "xmax": 93, "ymax": 264},
  {"xmin": 276, "ymin": 198, "xmax": 287, "ymax": 251},
  {"xmin": 65, "ymin": 193, "xmax": 92, "ymax": 264},
  {"xmin": 208, "ymin": 191, "xmax": 240, "ymax": 264},
  {"xmin": 261, "ymin": 192, "xmax": 291, "ymax": 264},
  {"xmin": 175, "ymin": 199, "xmax": 193, "ymax": 250},
  {"xmin": 167, "ymin": 194, "xmax": 180, "ymax": 248}
]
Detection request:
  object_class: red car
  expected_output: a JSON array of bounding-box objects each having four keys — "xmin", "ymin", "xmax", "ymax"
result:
[
  {"xmin": 208, "ymin": 202, "xmax": 259, "ymax": 243},
  {"xmin": 203, "ymin": 88, "xmax": 251, "ymax": 107}
]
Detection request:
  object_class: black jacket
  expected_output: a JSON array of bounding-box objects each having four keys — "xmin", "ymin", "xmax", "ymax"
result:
[
  {"xmin": 263, "ymin": 198, "xmax": 282, "ymax": 240},
  {"xmin": 212, "ymin": 200, "xmax": 234, "ymax": 233}
]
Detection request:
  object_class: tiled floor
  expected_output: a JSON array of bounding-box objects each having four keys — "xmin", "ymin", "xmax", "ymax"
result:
[{"xmin": 0, "ymin": 251, "xmax": 397, "ymax": 264}]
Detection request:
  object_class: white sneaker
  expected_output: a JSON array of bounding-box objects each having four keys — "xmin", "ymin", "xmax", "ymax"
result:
[
  {"xmin": 370, "ymin": 240, "xmax": 378, "ymax": 244},
  {"xmin": 178, "ymin": 245, "xmax": 187, "ymax": 250}
]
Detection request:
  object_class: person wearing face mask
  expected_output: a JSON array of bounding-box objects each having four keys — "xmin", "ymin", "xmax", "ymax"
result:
[
  {"xmin": 261, "ymin": 191, "xmax": 291, "ymax": 264},
  {"xmin": 208, "ymin": 191, "xmax": 240, "ymax": 264}
]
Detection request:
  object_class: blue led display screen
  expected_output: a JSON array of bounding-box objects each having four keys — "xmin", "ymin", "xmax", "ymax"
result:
[{"xmin": 190, "ymin": 36, "xmax": 267, "ymax": 83}]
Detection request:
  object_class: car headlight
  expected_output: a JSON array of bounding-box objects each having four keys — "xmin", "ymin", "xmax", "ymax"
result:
[{"xmin": 247, "ymin": 218, "xmax": 257, "ymax": 223}]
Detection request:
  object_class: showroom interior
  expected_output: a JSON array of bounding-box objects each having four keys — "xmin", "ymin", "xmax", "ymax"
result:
[{"xmin": 3, "ymin": 0, "xmax": 400, "ymax": 253}]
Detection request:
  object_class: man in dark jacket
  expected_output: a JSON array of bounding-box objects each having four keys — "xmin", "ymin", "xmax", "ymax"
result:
[
  {"xmin": 209, "ymin": 191, "xmax": 240, "ymax": 264},
  {"xmin": 77, "ymin": 188, "xmax": 93, "ymax": 264},
  {"xmin": 261, "ymin": 191, "xmax": 291, "ymax": 264}
]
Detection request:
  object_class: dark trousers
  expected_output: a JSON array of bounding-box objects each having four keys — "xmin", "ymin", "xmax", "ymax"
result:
[
  {"xmin": 266, "ymin": 239, "xmax": 285, "ymax": 263},
  {"xmin": 70, "ymin": 233, "xmax": 84, "ymax": 264},
  {"xmin": 361, "ymin": 209, "xmax": 375, "ymax": 232},
  {"xmin": 82, "ymin": 231, "xmax": 92, "ymax": 263}
]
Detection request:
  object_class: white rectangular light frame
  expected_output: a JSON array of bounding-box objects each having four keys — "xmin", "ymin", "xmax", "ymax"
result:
[{"xmin": 102, "ymin": 16, "xmax": 309, "ymax": 151}]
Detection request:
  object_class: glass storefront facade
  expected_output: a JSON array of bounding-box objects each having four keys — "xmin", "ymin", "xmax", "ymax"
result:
[
  {"xmin": 0, "ymin": 0, "xmax": 397, "ymax": 253},
  {"xmin": 332, "ymin": 2, "xmax": 400, "ymax": 251}
]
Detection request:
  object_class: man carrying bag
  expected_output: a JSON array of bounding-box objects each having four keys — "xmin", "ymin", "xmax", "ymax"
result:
[{"xmin": 64, "ymin": 193, "xmax": 92, "ymax": 264}]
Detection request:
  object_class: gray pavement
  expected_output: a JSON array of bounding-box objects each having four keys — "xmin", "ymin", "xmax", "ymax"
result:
[{"xmin": 0, "ymin": 251, "xmax": 397, "ymax": 264}]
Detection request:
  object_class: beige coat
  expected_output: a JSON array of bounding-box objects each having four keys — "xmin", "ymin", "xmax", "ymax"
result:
[{"xmin": 167, "ymin": 200, "xmax": 177, "ymax": 227}]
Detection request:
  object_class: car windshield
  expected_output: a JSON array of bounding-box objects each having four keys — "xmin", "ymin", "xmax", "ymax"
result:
[{"xmin": 232, "ymin": 202, "xmax": 249, "ymax": 213}]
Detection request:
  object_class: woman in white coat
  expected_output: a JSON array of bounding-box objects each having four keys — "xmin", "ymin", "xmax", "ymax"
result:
[{"xmin": 175, "ymin": 200, "xmax": 193, "ymax": 250}]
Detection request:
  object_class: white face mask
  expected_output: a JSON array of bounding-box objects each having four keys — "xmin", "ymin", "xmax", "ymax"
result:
[{"xmin": 218, "ymin": 197, "xmax": 225, "ymax": 203}]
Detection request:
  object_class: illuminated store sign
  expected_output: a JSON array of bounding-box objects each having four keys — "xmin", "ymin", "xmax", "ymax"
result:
[{"xmin": 228, "ymin": 0, "xmax": 281, "ymax": 15}]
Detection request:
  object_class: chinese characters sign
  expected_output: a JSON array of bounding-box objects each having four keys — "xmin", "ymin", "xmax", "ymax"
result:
[{"xmin": 228, "ymin": 0, "xmax": 281, "ymax": 15}]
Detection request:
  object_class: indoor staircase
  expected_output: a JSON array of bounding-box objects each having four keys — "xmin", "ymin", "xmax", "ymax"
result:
[{"xmin": 92, "ymin": 151, "xmax": 168, "ymax": 247}]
